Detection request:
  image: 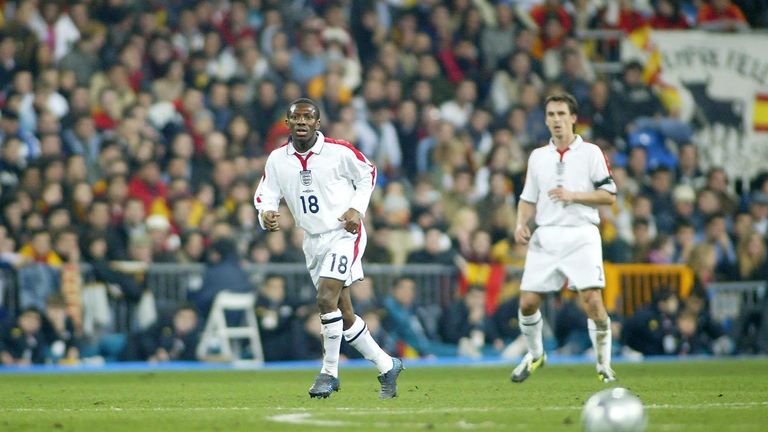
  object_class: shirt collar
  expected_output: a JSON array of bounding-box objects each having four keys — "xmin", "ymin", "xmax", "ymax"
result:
[
  {"xmin": 548, "ymin": 134, "xmax": 584, "ymax": 152},
  {"xmin": 286, "ymin": 131, "xmax": 326, "ymax": 155}
]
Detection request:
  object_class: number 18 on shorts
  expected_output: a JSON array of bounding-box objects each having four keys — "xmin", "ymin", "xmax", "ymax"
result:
[{"xmin": 305, "ymin": 228, "xmax": 367, "ymax": 288}]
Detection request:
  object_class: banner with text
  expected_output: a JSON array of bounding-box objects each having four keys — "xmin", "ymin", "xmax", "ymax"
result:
[{"xmin": 623, "ymin": 30, "xmax": 768, "ymax": 184}]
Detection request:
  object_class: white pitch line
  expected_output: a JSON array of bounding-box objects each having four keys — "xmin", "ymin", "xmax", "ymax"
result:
[
  {"xmin": 0, "ymin": 401, "xmax": 765, "ymax": 414},
  {"xmin": 266, "ymin": 413, "xmax": 499, "ymax": 430}
]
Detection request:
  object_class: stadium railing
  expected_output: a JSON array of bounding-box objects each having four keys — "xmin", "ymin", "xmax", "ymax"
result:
[
  {"xmin": 603, "ymin": 263, "xmax": 695, "ymax": 317},
  {"xmin": 707, "ymin": 280, "xmax": 767, "ymax": 327},
  {"xmin": 81, "ymin": 263, "xmax": 461, "ymax": 334}
]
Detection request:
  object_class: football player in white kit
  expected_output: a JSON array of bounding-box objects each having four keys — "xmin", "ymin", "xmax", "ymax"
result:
[
  {"xmin": 254, "ymin": 98, "xmax": 403, "ymax": 399},
  {"xmin": 511, "ymin": 93, "xmax": 618, "ymax": 383}
]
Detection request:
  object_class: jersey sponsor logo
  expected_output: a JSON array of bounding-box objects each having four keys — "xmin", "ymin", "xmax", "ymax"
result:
[{"xmin": 300, "ymin": 169, "xmax": 313, "ymax": 186}]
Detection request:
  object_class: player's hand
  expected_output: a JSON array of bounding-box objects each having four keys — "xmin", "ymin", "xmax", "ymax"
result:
[
  {"xmin": 514, "ymin": 224, "xmax": 531, "ymax": 245},
  {"xmin": 548, "ymin": 187, "xmax": 574, "ymax": 204},
  {"xmin": 261, "ymin": 210, "xmax": 281, "ymax": 231},
  {"xmin": 338, "ymin": 208, "xmax": 361, "ymax": 234}
]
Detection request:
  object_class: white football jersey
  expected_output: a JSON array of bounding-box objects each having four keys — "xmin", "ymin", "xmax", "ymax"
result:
[
  {"xmin": 520, "ymin": 135, "xmax": 615, "ymax": 227},
  {"xmin": 254, "ymin": 131, "xmax": 377, "ymax": 235}
]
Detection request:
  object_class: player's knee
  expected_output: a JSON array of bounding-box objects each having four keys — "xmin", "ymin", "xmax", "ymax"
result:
[
  {"xmin": 316, "ymin": 290, "xmax": 337, "ymax": 312},
  {"xmin": 519, "ymin": 302, "xmax": 539, "ymax": 316}
]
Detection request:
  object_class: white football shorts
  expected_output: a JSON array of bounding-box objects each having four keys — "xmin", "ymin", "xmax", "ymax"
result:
[
  {"xmin": 520, "ymin": 224, "xmax": 606, "ymax": 292},
  {"xmin": 303, "ymin": 224, "xmax": 367, "ymax": 289}
]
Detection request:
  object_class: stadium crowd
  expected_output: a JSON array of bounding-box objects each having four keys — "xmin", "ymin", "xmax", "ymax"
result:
[{"xmin": 0, "ymin": 0, "xmax": 767, "ymax": 366}]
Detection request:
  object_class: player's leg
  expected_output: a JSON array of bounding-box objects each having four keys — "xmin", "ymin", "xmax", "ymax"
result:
[
  {"xmin": 308, "ymin": 276, "xmax": 345, "ymax": 398},
  {"xmin": 512, "ymin": 227, "xmax": 565, "ymax": 383},
  {"xmin": 338, "ymin": 286, "xmax": 394, "ymax": 373},
  {"xmin": 564, "ymin": 225, "xmax": 616, "ymax": 382},
  {"xmin": 578, "ymin": 288, "xmax": 616, "ymax": 382},
  {"xmin": 338, "ymin": 286, "xmax": 403, "ymax": 398},
  {"xmin": 511, "ymin": 290, "xmax": 547, "ymax": 382}
]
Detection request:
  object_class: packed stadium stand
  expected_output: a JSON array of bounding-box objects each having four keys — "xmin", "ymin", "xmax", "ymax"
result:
[{"xmin": 0, "ymin": 0, "xmax": 767, "ymax": 366}]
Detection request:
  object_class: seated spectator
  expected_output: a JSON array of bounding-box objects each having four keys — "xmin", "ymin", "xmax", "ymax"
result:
[
  {"xmin": 382, "ymin": 277, "xmax": 456, "ymax": 358},
  {"xmin": 682, "ymin": 288, "xmax": 731, "ymax": 355},
  {"xmin": 701, "ymin": 213, "xmax": 738, "ymax": 280},
  {"xmin": 255, "ymin": 274, "xmax": 295, "ymax": 362},
  {"xmin": 697, "ymin": 0, "xmax": 749, "ymax": 32},
  {"xmin": 406, "ymin": 227, "xmax": 457, "ymax": 267},
  {"xmin": 136, "ymin": 304, "xmax": 201, "ymax": 362},
  {"xmin": 41, "ymin": 294, "xmax": 81, "ymax": 364},
  {"xmin": 675, "ymin": 310, "xmax": 711, "ymax": 355},
  {"xmin": 188, "ymin": 237, "xmax": 252, "ymax": 320},
  {"xmin": 735, "ymin": 231, "xmax": 768, "ymax": 281},
  {"xmin": 624, "ymin": 288, "xmax": 680, "ymax": 356},
  {"xmin": 1, "ymin": 307, "xmax": 46, "ymax": 365},
  {"xmin": 292, "ymin": 312, "xmax": 324, "ymax": 361},
  {"xmin": 350, "ymin": 276, "xmax": 381, "ymax": 316},
  {"xmin": 439, "ymin": 286, "xmax": 500, "ymax": 358},
  {"xmin": 650, "ymin": 0, "xmax": 690, "ymax": 29},
  {"xmin": 17, "ymin": 229, "xmax": 62, "ymax": 311},
  {"xmin": 554, "ymin": 297, "xmax": 590, "ymax": 355}
]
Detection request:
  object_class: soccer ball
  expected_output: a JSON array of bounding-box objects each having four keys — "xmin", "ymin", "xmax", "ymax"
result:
[{"xmin": 581, "ymin": 387, "xmax": 647, "ymax": 432}]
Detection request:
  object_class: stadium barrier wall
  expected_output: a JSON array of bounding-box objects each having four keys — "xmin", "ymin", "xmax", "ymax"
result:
[{"xmin": 8, "ymin": 263, "xmax": 764, "ymax": 336}]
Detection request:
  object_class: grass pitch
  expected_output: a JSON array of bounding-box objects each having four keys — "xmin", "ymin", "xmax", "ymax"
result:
[{"xmin": 0, "ymin": 359, "xmax": 766, "ymax": 431}]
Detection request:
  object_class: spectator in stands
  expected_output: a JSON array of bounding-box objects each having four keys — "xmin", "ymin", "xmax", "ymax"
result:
[
  {"xmin": 697, "ymin": 0, "xmax": 750, "ymax": 32},
  {"xmin": 671, "ymin": 184, "xmax": 698, "ymax": 224},
  {"xmin": 704, "ymin": 168, "xmax": 739, "ymax": 216},
  {"xmin": 676, "ymin": 143, "xmax": 705, "ymax": 189},
  {"xmin": 701, "ymin": 214, "xmax": 738, "ymax": 279},
  {"xmin": 293, "ymin": 312, "xmax": 324, "ymax": 361},
  {"xmin": 41, "ymin": 294, "xmax": 80, "ymax": 364},
  {"xmin": 382, "ymin": 277, "xmax": 456, "ymax": 358},
  {"xmin": 682, "ymin": 288, "xmax": 731, "ymax": 355},
  {"xmin": 136, "ymin": 304, "xmax": 201, "ymax": 362},
  {"xmin": 349, "ymin": 277, "xmax": 381, "ymax": 316},
  {"xmin": 583, "ymin": 80, "xmax": 619, "ymax": 145},
  {"xmin": 128, "ymin": 160, "xmax": 168, "ymax": 215},
  {"xmin": 643, "ymin": 166, "xmax": 676, "ymax": 235},
  {"xmin": 82, "ymin": 232, "xmax": 142, "ymax": 303},
  {"xmin": 17, "ymin": 229, "xmax": 61, "ymax": 311},
  {"xmin": 688, "ymin": 242, "xmax": 718, "ymax": 290},
  {"xmin": 675, "ymin": 310, "xmax": 711, "ymax": 355},
  {"xmin": 648, "ymin": 234, "xmax": 676, "ymax": 264},
  {"xmin": 439, "ymin": 285, "xmax": 500, "ymax": 358},
  {"xmin": 256, "ymin": 274, "xmax": 296, "ymax": 362},
  {"xmin": 0, "ymin": 307, "xmax": 46, "ymax": 365},
  {"xmin": 188, "ymin": 237, "xmax": 252, "ymax": 320},
  {"xmin": 623, "ymin": 288, "xmax": 680, "ymax": 356},
  {"xmin": 554, "ymin": 297, "xmax": 590, "ymax": 355},
  {"xmin": 735, "ymin": 231, "xmax": 768, "ymax": 281},
  {"xmin": 749, "ymin": 192, "xmax": 768, "ymax": 236},
  {"xmin": 480, "ymin": 3, "xmax": 516, "ymax": 73},
  {"xmin": 630, "ymin": 217, "xmax": 654, "ymax": 262},
  {"xmin": 650, "ymin": 0, "xmax": 691, "ymax": 29},
  {"xmin": 612, "ymin": 61, "xmax": 666, "ymax": 135}
]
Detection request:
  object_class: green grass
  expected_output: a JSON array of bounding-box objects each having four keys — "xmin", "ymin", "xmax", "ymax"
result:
[{"xmin": 0, "ymin": 359, "xmax": 766, "ymax": 431}]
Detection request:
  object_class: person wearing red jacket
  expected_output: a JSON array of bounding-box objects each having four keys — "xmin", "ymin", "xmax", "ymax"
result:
[{"xmin": 698, "ymin": 0, "xmax": 749, "ymax": 31}]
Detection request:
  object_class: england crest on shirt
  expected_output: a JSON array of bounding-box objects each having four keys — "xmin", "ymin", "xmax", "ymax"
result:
[{"xmin": 300, "ymin": 170, "xmax": 312, "ymax": 186}]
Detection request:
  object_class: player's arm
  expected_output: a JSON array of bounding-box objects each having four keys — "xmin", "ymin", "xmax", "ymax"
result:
[
  {"xmin": 549, "ymin": 147, "xmax": 616, "ymax": 207},
  {"xmin": 342, "ymin": 149, "xmax": 376, "ymax": 218},
  {"xmin": 548, "ymin": 188, "xmax": 616, "ymax": 206},
  {"xmin": 253, "ymin": 155, "xmax": 283, "ymax": 231},
  {"xmin": 516, "ymin": 157, "xmax": 538, "ymax": 245},
  {"xmin": 515, "ymin": 199, "xmax": 536, "ymax": 245}
]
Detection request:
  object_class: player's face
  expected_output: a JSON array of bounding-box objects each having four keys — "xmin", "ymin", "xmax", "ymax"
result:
[
  {"xmin": 286, "ymin": 103, "xmax": 320, "ymax": 149},
  {"xmin": 545, "ymin": 101, "xmax": 576, "ymax": 141}
]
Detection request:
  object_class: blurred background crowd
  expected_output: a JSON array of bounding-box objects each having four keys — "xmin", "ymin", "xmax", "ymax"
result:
[{"xmin": 0, "ymin": 0, "xmax": 767, "ymax": 366}]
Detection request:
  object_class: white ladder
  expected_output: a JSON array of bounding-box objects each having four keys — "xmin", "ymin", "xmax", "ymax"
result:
[{"xmin": 196, "ymin": 291, "xmax": 264, "ymax": 363}]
